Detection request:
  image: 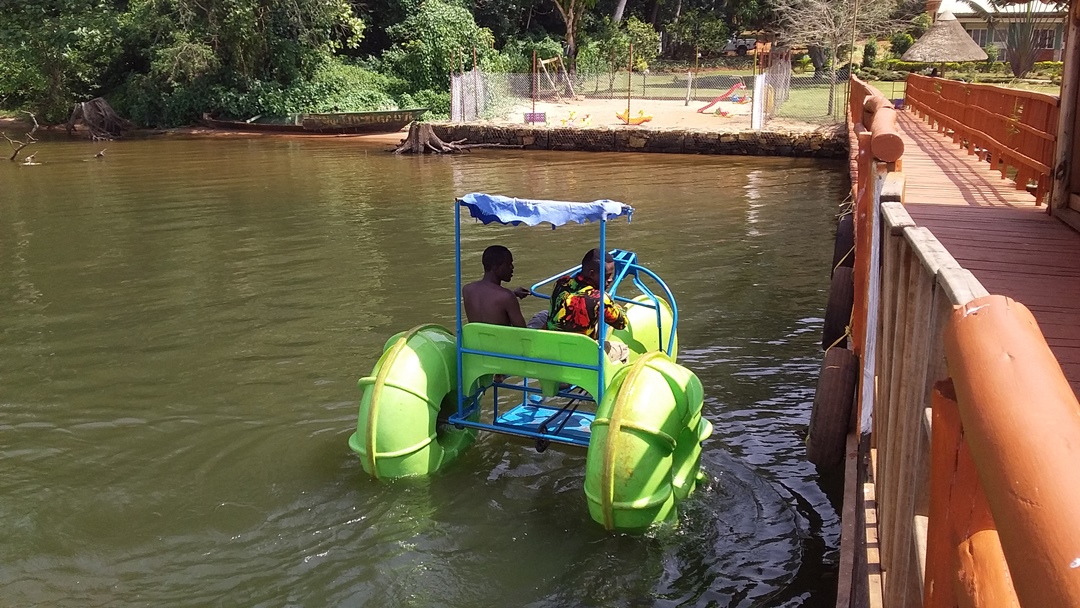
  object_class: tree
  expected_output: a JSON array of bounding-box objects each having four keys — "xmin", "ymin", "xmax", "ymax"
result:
[
  {"xmin": 382, "ymin": 0, "xmax": 496, "ymax": 91},
  {"xmin": 958, "ymin": 0, "xmax": 1067, "ymax": 79},
  {"xmin": 862, "ymin": 36, "xmax": 878, "ymax": 67},
  {"xmin": 0, "ymin": 0, "xmax": 123, "ymax": 122},
  {"xmin": 612, "ymin": 0, "xmax": 629, "ymax": 23},
  {"xmin": 665, "ymin": 9, "xmax": 729, "ymax": 59},
  {"xmin": 889, "ymin": 32, "xmax": 915, "ymax": 58},
  {"xmin": 552, "ymin": 0, "xmax": 598, "ymax": 71},
  {"xmin": 771, "ymin": 0, "xmax": 904, "ymax": 114}
]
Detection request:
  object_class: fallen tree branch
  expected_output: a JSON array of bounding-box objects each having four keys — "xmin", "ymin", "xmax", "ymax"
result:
[{"xmin": 3, "ymin": 112, "xmax": 39, "ymax": 161}]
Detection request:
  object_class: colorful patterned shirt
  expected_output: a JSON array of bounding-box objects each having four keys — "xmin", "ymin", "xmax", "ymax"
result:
[{"xmin": 546, "ymin": 273, "xmax": 627, "ymax": 339}]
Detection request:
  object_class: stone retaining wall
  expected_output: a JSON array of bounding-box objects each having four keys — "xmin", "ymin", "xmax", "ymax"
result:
[{"xmin": 429, "ymin": 122, "xmax": 847, "ymax": 158}]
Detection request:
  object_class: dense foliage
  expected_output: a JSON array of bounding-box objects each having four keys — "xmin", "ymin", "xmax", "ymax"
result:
[{"xmin": 6, "ymin": 0, "xmax": 1016, "ymax": 127}]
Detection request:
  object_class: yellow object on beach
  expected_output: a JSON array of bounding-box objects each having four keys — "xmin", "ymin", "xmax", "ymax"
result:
[{"xmin": 615, "ymin": 109, "xmax": 653, "ymax": 125}]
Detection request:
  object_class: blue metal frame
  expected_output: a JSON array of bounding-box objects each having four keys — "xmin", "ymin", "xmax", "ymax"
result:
[{"xmin": 450, "ymin": 198, "xmax": 679, "ymax": 448}]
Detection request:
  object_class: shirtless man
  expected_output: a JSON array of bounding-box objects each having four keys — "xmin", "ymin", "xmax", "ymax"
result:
[{"xmin": 462, "ymin": 245, "xmax": 530, "ymax": 326}]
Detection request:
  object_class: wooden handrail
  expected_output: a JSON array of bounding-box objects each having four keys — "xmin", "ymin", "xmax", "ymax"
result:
[
  {"xmin": 850, "ymin": 76, "xmax": 904, "ymax": 162},
  {"xmin": 941, "ymin": 295, "xmax": 1080, "ymax": 607},
  {"xmin": 904, "ymin": 74, "xmax": 1059, "ymax": 204},
  {"xmin": 845, "ymin": 75, "xmax": 1078, "ymax": 608}
]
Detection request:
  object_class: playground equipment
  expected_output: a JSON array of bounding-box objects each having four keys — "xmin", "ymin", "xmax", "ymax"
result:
[
  {"xmin": 697, "ymin": 82, "xmax": 747, "ymax": 113},
  {"xmin": 536, "ymin": 55, "xmax": 576, "ymax": 101},
  {"xmin": 348, "ymin": 193, "xmax": 712, "ymax": 531},
  {"xmin": 616, "ymin": 109, "xmax": 654, "ymax": 125}
]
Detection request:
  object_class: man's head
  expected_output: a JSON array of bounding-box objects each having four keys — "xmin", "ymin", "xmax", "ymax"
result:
[
  {"xmin": 482, "ymin": 245, "xmax": 514, "ymax": 283},
  {"xmin": 580, "ymin": 248, "xmax": 615, "ymax": 289}
]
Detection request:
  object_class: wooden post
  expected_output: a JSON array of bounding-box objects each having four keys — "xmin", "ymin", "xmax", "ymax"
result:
[
  {"xmin": 851, "ymin": 130, "xmax": 874, "ymax": 360},
  {"xmin": 945, "ymin": 295, "xmax": 1080, "ymax": 607},
  {"xmin": 459, "ymin": 51, "xmax": 468, "ymax": 119},
  {"xmin": 924, "ymin": 380, "xmax": 962, "ymax": 608},
  {"xmin": 472, "ymin": 47, "xmax": 479, "ymax": 120},
  {"xmin": 1051, "ymin": 0, "xmax": 1080, "ymax": 212},
  {"xmin": 627, "ymin": 43, "xmax": 633, "ymax": 119},
  {"xmin": 532, "ymin": 51, "xmax": 537, "ymax": 115}
]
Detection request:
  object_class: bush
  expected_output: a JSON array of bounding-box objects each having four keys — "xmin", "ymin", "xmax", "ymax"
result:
[
  {"xmin": 496, "ymin": 37, "xmax": 564, "ymax": 73},
  {"xmin": 395, "ymin": 89, "xmax": 451, "ymax": 120},
  {"xmin": 1033, "ymin": 61, "xmax": 1063, "ymax": 77},
  {"xmin": 890, "ymin": 33, "xmax": 914, "ymax": 58},
  {"xmin": 113, "ymin": 58, "xmax": 398, "ymax": 126},
  {"xmin": 381, "ymin": 0, "xmax": 497, "ymax": 92},
  {"xmin": 862, "ymin": 38, "xmax": 878, "ymax": 68}
]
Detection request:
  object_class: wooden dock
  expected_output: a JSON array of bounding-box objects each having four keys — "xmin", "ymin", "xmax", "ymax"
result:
[
  {"xmin": 837, "ymin": 77, "xmax": 1080, "ymax": 608},
  {"xmin": 895, "ymin": 110, "xmax": 1080, "ymax": 393}
]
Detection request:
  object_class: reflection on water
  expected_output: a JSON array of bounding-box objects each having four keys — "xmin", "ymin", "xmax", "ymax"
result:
[{"xmin": 0, "ymin": 135, "xmax": 847, "ymax": 607}]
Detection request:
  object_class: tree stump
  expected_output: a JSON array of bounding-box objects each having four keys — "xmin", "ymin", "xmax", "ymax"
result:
[
  {"xmin": 66, "ymin": 98, "xmax": 133, "ymax": 140},
  {"xmin": 393, "ymin": 122, "xmax": 523, "ymax": 154}
]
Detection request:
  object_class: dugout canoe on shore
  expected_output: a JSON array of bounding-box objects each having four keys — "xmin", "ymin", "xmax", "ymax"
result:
[{"xmin": 201, "ymin": 109, "xmax": 427, "ymax": 135}]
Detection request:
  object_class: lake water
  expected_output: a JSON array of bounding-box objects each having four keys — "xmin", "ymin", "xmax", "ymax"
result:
[{"xmin": 0, "ymin": 133, "xmax": 848, "ymax": 607}]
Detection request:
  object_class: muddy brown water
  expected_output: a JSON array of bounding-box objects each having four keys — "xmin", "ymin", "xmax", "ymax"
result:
[{"xmin": 1, "ymin": 134, "xmax": 848, "ymax": 607}]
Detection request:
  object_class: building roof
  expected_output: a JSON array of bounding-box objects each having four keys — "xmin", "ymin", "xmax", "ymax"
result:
[
  {"xmin": 902, "ymin": 11, "xmax": 990, "ymax": 62},
  {"xmin": 935, "ymin": 0, "xmax": 1066, "ymax": 17}
]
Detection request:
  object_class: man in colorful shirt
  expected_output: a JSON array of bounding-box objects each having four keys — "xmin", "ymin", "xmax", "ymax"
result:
[{"xmin": 543, "ymin": 248, "xmax": 630, "ymax": 363}]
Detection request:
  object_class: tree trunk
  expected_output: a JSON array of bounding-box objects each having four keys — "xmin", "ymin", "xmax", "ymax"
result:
[
  {"xmin": 827, "ymin": 47, "xmax": 837, "ymax": 117},
  {"xmin": 613, "ymin": 0, "xmax": 628, "ymax": 23},
  {"xmin": 393, "ymin": 122, "xmax": 523, "ymax": 154},
  {"xmin": 66, "ymin": 98, "xmax": 132, "ymax": 139},
  {"xmin": 809, "ymin": 46, "xmax": 827, "ymax": 73},
  {"xmin": 565, "ymin": 18, "xmax": 578, "ymax": 72}
]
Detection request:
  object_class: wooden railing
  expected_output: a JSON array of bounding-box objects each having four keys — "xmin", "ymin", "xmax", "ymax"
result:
[
  {"xmin": 842, "ymin": 76, "xmax": 1080, "ymax": 608},
  {"xmin": 904, "ymin": 74, "xmax": 1059, "ymax": 204}
]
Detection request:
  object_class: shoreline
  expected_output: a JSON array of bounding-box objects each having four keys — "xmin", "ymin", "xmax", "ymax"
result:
[{"xmin": 2, "ymin": 117, "xmax": 847, "ymax": 158}]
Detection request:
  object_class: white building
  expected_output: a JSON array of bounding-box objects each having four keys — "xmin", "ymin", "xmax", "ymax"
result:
[{"xmin": 932, "ymin": 0, "xmax": 1067, "ymax": 61}]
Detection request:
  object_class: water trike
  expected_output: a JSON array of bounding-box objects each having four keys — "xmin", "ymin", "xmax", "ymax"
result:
[{"xmin": 348, "ymin": 193, "xmax": 712, "ymax": 531}]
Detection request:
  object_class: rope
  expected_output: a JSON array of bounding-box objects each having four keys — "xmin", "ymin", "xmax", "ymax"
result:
[
  {"xmin": 825, "ymin": 323, "xmax": 852, "ymax": 352},
  {"xmin": 833, "ymin": 245, "xmax": 854, "ymax": 272}
]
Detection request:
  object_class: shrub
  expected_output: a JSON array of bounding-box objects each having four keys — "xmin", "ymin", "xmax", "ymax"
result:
[
  {"xmin": 381, "ymin": 0, "xmax": 497, "ymax": 92},
  {"xmin": 496, "ymin": 37, "xmax": 564, "ymax": 73},
  {"xmin": 113, "ymin": 58, "xmax": 397, "ymax": 126},
  {"xmin": 890, "ymin": 33, "xmax": 914, "ymax": 58},
  {"xmin": 1033, "ymin": 61, "xmax": 1063, "ymax": 77},
  {"xmin": 395, "ymin": 89, "xmax": 450, "ymax": 120},
  {"xmin": 862, "ymin": 37, "xmax": 878, "ymax": 68}
]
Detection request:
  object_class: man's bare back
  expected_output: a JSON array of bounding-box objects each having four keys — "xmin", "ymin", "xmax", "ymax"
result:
[
  {"xmin": 461, "ymin": 245, "xmax": 529, "ymax": 327},
  {"xmin": 462, "ymin": 280, "xmax": 526, "ymax": 326}
]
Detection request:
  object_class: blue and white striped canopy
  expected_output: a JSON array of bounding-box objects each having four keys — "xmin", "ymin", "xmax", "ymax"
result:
[{"xmin": 458, "ymin": 193, "xmax": 633, "ymax": 227}]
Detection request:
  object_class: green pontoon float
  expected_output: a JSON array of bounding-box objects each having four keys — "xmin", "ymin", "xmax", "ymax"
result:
[{"xmin": 348, "ymin": 193, "xmax": 713, "ymax": 531}]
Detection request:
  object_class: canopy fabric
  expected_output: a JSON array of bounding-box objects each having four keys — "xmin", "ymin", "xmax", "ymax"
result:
[{"xmin": 458, "ymin": 193, "xmax": 633, "ymax": 227}]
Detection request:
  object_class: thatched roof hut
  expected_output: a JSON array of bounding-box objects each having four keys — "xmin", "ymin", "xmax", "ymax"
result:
[{"xmin": 902, "ymin": 11, "xmax": 989, "ymax": 63}]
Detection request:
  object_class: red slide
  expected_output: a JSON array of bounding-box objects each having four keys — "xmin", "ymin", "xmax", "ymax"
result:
[{"xmin": 697, "ymin": 83, "xmax": 746, "ymax": 113}]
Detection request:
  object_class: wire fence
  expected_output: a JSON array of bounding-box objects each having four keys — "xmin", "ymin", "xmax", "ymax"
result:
[{"xmin": 450, "ymin": 52, "xmax": 847, "ymax": 136}]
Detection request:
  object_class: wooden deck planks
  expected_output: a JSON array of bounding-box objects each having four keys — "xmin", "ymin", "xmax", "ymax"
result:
[{"xmin": 895, "ymin": 110, "xmax": 1080, "ymax": 392}]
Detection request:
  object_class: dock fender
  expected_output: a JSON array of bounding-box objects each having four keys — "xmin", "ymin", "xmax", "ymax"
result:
[
  {"xmin": 806, "ymin": 346, "xmax": 858, "ymax": 467},
  {"xmin": 831, "ymin": 213, "xmax": 855, "ymax": 274},
  {"xmin": 822, "ymin": 266, "xmax": 854, "ymax": 350},
  {"xmin": 348, "ymin": 324, "xmax": 476, "ymax": 479}
]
